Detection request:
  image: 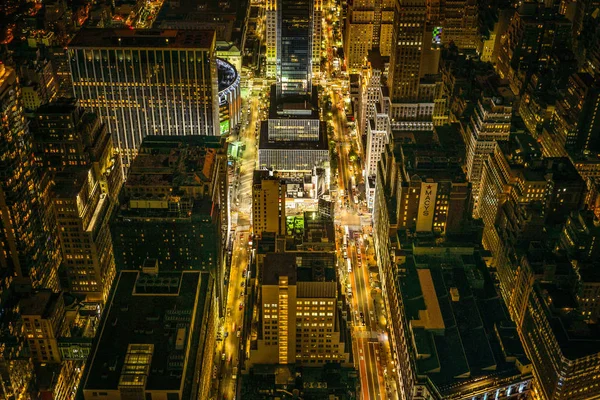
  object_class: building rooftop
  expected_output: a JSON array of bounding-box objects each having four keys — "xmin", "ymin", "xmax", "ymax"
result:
[
  {"xmin": 268, "ymin": 84, "xmax": 321, "ymax": 119},
  {"xmin": 399, "ymin": 246, "xmax": 531, "ymax": 396},
  {"xmin": 535, "ymin": 283, "xmax": 600, "ymax": 360},
  {"xmin": 241, "ymin": 364, "xmax": 358, "ymax": 399},
  {"xmin": 53, "ymin": 167, "xmax": 91, "ymax": 198},
  {"xmin": 259, "ymin": 121, "xmax": 329, "ymax": 151},
  {"xmin": 262, "ymin": 252, "xmax": 336, "ymax": 286},
  {"xmin": 82, "ymin": 270, "xmax": 209, "ymax": 394},
  {"xmin": 393, "ymin": 131, "xmax": 467, "ymax": 183},
  {"xmin": 19, "ymin": 290, "xmax": 63, "ymax": 318},
  {"xmin": 68, "ymin": 28, "xmax": 216, "ymax": 50},
  {"xmin": 125, "ymin": 135, "xmax": 225, "ymax": 190}
]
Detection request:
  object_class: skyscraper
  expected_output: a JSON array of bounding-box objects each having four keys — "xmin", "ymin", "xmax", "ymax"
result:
[
  {"xmin": 0, "ymin": 65, "xmax": 61, "ymax": 290},
  {"xmin": 265, "ymin": 0, "xmax": 278, "ymax": 79},
  {"xmin": 68, "ymin": 28, "xmax": 220, "ymax": 170},
  {"xmin": 31, "ymin": 99, "xmax": 123, "ymax": 302},
  {"xmin": 465, "ymin": 76, "xmax": 514, "ymax": 216},
  {"xmin": 345, "ymin": 0, "xmax": 394, "ymax": 73},
  {"xmin": 252, "ymin": 171, "xmax": 286, "ymax": 238},
  {"xmin": 549, "ymin": 72, "xmax": 600, "ymax": 155},
  {"xmin": 277, "ymin": 0, "xmax": 313, "ymax": 98},
  {"xmin": 388, "ymin": 0, "xmax": 429, "ymax": 102}
]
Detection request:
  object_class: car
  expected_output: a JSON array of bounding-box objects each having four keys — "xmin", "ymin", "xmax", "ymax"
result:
[
  {"xmin": 222, "ymin": 352, "xmax": 226, "ymax": 361},
  {"xmin": 236, "ymin": 330, "xmax": 241, "ymax": 338},
  {"xmin": 241, "ymin": 281, "xmax": 245, "ymax": 287},
  {"xmin": 239, "ymin": 302, "xmax": 244, "ymax": 310}
]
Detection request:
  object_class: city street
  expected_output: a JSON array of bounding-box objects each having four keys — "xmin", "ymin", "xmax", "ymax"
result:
[
  {"xmin": 216, "ymin": 90, "xmax": 261, "ymax": 400},
  {"xmin": 329, "ymin": 88, "xmax": 389, "ymax": 399}
]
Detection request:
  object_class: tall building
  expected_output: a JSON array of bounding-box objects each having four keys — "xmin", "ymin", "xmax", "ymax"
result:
[
  {"xmin": 559, "ymin": 210, "xmax": 600, "ymax": 263},
  {"xmin": 464, "ymin": 76, "xmax": 513, "ymax": 216},
  {"xmin": 31, "ymin": 99, "xmax": 123, "ymax": 202},
  {"xmin": 442, "ymin": 0, "xmax": 479, "ymax": 49},
  {"xmin": 388, "ymin": 0, "xmax": 429, "ymax": 102},
  {"xmin": 111, "ymin": 136, "xmax": 228, "ymax": 312},
  {"xmin": 547, "ymin": 72, "xmax": 600, "ymax": 156},
  {"xmin": 80, "ymin": 269, "xmax": 216, "ymax": 400},
  {"xmin": 68, "ymin": 28, "xmax": 220, "ymax": 169},
  {"xmin": 265, "ymin": 0, "xmax": 278, "ymax": 79},
  {"xmin": 277, "ymin": 0, "xmax": 314, "ymax": 98},
  {"xmin": 312, "ymin": 0, "xmax": 324, "ymax": 78},
  {"xmin": 395, "ymin": 135, "xmax": 471, "ymax": 234},
  {"xmin": 374, "ymin": 129, "xmax": 470, "ymax": 236},
  {"xmin": 0, "ymin": 64, "xmax": 61, "ymax": 290},
  {"xmin": 30, "ymin": 100, "xmax": 123, "ymax": 302},
  {"xmin": 252, "ymin": 171, "xmax": 286, "ymax": 238},
  {"xmin": 496, "ymin": 3, "xmax": 572, "ymax": 95},
  {"xmin": 20, "ymin": 291, "xmax": 66, "ymax": 364},
  {"xmin": 249, "ymin": 252, "xmax": 351, "ymax": 366},
  {"xmin": 362, "ymin": 65, "xmax": 391, "ymax": 210},
  {"xmin": 344, "ymin": 0, "xmax": 394, "ymax": 73}
]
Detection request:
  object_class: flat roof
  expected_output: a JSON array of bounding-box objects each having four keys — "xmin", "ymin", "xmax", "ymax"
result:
[
  {"xmin": 258, "ymin": 121, "xmax": 329, "ymax": 151},
  {"xmin": 262, "ymin": 252, "xmax": 336, "ymax": 286},
  {"xmin": 69, "ymin": 28, "xmax": 215, "ymax": 50},
  {"xmin": 83, "ymin": 270, "xmax": 209, "ymax": 392},
  {"xmin": 125, "ymin": 135, "xmax": 224, "ymax": 189},
  {"xmin": 399, "ymin": 247, "xmax": 531, "ymax": 394}
]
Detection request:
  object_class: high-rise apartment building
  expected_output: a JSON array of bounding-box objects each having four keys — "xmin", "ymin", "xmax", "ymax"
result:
[
  {"xmin": 20, "ymin": 291, "xmax": 67, "ymax": 364},
  {"xmin": 464, "ymin": 77, "xmax": 513, "ymax": 216},
  {"xmin": 388, "ymin": 0, "xmax": 429, "ymax": 102},
  {"xmin": 442, "ymin": 0, "xmax": 479, "ymax": 49},
  {"xmin": 0, "ymin": 65, "xmax": 61, "ymax": 290},
  {"xmin": 249, "ymin": 252, "xmax": 351, "ymax": 366},
  {"xmin": 30, "ymin": 100, "xmax": 123, "ymax": 302},
  {"xmin": 344, "ymin": 0, "xmax": 394, "ymax": 73},
  {"xmin": 277, "ymin": 0, "xmax": 313, "ymax": 98},
  {"xmin": 547, "ymin": 72, "xmax": 600, "ymax": 156},
  {"xmin": 68, "ymin": 28, "xmax": 220, "ymax": 169},
  {"xmin": 252, "ymin": 171, "xmax": 286, "ymax": 238}
]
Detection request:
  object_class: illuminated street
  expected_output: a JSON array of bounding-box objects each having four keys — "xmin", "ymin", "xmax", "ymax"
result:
[{"xmin": 217, "ymin": 86, "xmax": 261, "ymax": 400}]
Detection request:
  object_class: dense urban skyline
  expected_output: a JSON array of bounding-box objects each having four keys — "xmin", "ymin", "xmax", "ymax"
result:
[{"xmin": 1, "ymin": 0, "xmax": 600, "ymax": 399}]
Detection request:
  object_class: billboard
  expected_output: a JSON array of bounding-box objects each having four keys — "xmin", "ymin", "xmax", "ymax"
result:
[
  {"xmin": 220, "ymin": 119, "xmax": 230, "ymax": 135},
  {"xmin": 432, "ymin": 26, "xmax": 443, "ymax": 49},
  {"xmin": 416, "ymin": 182, "xmax": 438, "ymax": 232}
]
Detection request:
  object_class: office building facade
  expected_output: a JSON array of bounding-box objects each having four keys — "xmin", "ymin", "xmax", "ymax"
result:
[
  {"xmin": 277, "ymin": 0, "xmax": 313, "ymax": 98},
  {"xmin": 31, "ymin": 100, "xmax": 123, "ymax": 302},
  {"xmin": 0, "ymin": 65, "xmax": 62, "ymax": 290},
  {"xmin": 68, "ymin": 28, "xmax": 220, "ymax": 169},
  {"xmin": 465, "ymin": 85, "xmax": 513, "ymax": 216},
  {"xmin": 252, "ymin": 171, "xmax": 287, "ymax": 238},
  {"xmin": 249, "ymin": 252, "xmax": 351, "ymax": 366}
]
